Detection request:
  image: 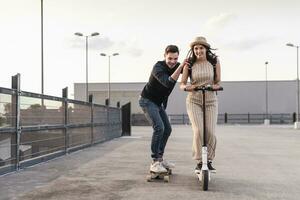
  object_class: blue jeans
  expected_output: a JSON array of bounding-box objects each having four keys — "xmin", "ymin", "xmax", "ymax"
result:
[{"xmin": 139, "ymin": 97, "xmax": 172, "ymax": 161}]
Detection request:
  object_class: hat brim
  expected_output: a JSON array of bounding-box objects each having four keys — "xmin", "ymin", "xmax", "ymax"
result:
[{"xmin": 190, "ymin": 41, "xmax": 210, "ymax": 48}]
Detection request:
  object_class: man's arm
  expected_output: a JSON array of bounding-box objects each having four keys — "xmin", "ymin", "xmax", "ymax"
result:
[
  {"xmin": 152, "ymin": 63, "xmax": 184, "ymax": 88},
  {"xmin": 170, "ymin": 63, "xmax": 184, "ymax": 81}
]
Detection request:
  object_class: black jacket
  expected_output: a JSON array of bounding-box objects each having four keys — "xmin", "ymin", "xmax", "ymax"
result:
[{"xmin": 141, "ymin": 61, "xmax": 180, "ymax": 109}]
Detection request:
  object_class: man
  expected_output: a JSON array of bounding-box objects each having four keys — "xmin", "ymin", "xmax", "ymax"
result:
[{"xmin": 139, "ymin": 45, "xmax": 185, "ymax": 173}]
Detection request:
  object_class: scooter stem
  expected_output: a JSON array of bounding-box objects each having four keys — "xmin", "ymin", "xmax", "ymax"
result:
[
  {"xmin": 202, "ymin": 146, "xmax": 208, "ymax": 170},
  {"xmin": 202, "ymin": 90, "xmax": 208, "ymax": 170},
  {"xmin": 202, "ymin": 90, "xmax": 207, "ymax": 147}
]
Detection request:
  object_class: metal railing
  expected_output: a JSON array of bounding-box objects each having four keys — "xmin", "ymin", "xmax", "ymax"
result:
[
  {"xmin": 0, "ymin": 74, "xmax": 122, "ymax": 175},
  {"xmin": 218, "ymin": 113, "xmax": 294, "ymax": 124},
  {"xmin": 169, "ymin": 113, "xmax": 294, "ymax": 125},
  {"xmin": 131, "ymin": 113, "xmax": 296, "ymax": 126}
]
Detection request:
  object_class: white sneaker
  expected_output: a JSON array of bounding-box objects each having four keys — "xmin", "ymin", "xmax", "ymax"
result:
[
  {"xmin": 161, "ymin": 159, "xmax": 175, "ymax": 169},
  {"xmin": 150, "ymin": 161, "xmax": 167, "ymax": 173}
]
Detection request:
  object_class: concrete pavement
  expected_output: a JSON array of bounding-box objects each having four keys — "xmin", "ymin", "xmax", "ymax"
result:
[{"xmin": 0, "ymin": 125, "xmax": 300, "ymax": 200}]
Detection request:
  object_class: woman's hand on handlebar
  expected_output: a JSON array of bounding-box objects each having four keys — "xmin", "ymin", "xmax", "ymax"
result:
[{"xmin": 212, "ymin": 84, "xmax": 221, "ymax": 90}]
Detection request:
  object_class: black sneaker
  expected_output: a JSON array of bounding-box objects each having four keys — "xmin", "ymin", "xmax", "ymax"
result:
[
  {"xmin": 208, "ymin": 161, "xmax": 216, "ymax": 173},
  {"xmin": 195, "ymin": 162, "xmax": 202, "ymax": 173}
]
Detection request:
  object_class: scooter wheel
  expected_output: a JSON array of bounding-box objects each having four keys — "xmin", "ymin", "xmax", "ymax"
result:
[{"xmin": 202, "ymin": 170, "xmax": 209, "ymax": 191}]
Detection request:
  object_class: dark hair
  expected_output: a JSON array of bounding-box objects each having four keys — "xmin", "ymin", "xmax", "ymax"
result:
[
  {"xmin": 165, "ymin": 45, "xmax": 179, "ymax": 54},
  {"xmin": 186, "ymin": 45, "xmax": 217, "ymax": 66},
  {"xmin": 186, "ymin": 45, "xmax": 218, "ymax": 82}
]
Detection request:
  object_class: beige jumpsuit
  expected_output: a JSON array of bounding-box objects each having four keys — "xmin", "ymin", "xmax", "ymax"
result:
[{"xmin": 186, "ymin": 61, "xmax": 218, "ymax": 162}]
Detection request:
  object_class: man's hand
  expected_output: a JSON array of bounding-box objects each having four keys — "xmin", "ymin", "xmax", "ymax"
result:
[
  {"xmin": 184, "ymin": 85, "xmax": 197, "ymax": 91},
  {"xmin": 178, "ymin": 59, "xmax": 189, "ymax": 69}
]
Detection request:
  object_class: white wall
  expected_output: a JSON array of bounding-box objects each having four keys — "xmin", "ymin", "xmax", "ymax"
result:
[{"xmin": 74, "ymin": 81, "xmax": 298, "ymax": 115}]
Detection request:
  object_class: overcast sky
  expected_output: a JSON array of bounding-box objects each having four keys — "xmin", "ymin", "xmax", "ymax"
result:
[{"xmin": 0, "ymin": 0, "xmax": 300, "ymax": 97}]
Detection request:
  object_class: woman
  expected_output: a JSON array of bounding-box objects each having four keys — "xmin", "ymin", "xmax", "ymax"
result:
[{"xmin": 180, "ymin": 36, "xmax": 221, "ymax": 172}]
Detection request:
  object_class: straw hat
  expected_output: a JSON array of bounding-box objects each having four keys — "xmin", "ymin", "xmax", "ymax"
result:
[{"xmin": 190, "ymin": 36, "xmax": 210, "ymax": 48}]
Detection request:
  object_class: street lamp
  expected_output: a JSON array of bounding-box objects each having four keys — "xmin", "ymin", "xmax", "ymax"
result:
[
  {"xmin": 264, "ymin": 61, "xmax": 270, "ymax": 125},
  {"xmin": 75, "ymin": 32, "xmax": 100, "ymax": 101},
  {"xmin": 41, "ymin": 0, "xmax": 44, "ymax": 95},
  {"xmin": 286, "ymin": 43, "xmax": 300, "ymax": 129},
  {"xmin": 100, "ymin": 53, "xmax": 119, "ymax": 106}
]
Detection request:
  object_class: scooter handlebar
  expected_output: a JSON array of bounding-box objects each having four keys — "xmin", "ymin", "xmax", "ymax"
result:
[{"xmin": 194, "ymin": 85, "xmax": 224, "ymax": 91}]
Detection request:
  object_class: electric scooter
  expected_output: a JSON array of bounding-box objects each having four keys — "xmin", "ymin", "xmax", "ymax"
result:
[{"xmin": 193, "ymin": 84, "xmax": 223, "ymax": 191}]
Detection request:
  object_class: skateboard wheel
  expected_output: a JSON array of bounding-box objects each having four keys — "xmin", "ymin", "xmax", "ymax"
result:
[
  {"xmin": 164, "ymin": 175, "xmax": 170, "ymax": 182},
  {"xmin": 146, "ymin": 175, "xmax": 152, "ymax": 182}
]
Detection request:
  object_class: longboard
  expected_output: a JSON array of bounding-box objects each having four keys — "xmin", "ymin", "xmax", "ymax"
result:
[{"xmin": 146, "ymin": 169, "xmax": 172, "ymax": 182}]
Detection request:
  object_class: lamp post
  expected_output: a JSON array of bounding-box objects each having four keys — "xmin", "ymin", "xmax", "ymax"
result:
[
  {"xmin": 75, "ymin": 32, "xmax": 100, "ymax": 101},
  {"xmin": 100, "ymin": 53, "xmax": 119, "ymax": 106},
  {"xmin": 41, "ymin": 0, "xmax": 44, "ymax": 95},
  {"xmin": 264, "ymin": 61, "xmax": 270, "ymax": 125},
  {"xmin": 286, "ymin": 43, "xmax": 300, "ymax": 129}
]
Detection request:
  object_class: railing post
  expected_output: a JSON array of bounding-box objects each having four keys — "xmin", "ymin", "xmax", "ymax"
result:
[
  {"xmin": 224, "ymin": 112, "xmax": 228, "ymax": 124},
  {"xmin": 117, "ymin": 102, "xmax": 121, "ymax": 136},
  {"xmin": 248, "ymin": 113, "xmax": 250, "ymax": 123},
  {"xmin": 89, "ymin": 94, "xmax": 94, "ymax": 145},
  {"xmin": 105, "ymin": 98, "xmax": 110, "ymax": 137},
  {"xmin": 62, "ymin": 87, "xmax": 68, "ymax": 153},
  {"xmin": 119, "ymin": 105, "xmax": 123, "ymax": 136},
  {"xmin": 12, "ymin": 73, "xmax": 21, "ymax": 171},
  {"xmin": 293, "ymin": 112, "xmax": 296, "ymax": 123},
  {"xmin": 121, "ymin": 102, "xmax": 131, "ymax": 136}
]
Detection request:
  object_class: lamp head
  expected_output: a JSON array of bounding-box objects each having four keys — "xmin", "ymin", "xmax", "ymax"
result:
[
  {"xmin": 74, "ymin": 32, "xmax": 83, "ymax": 37},
  {"xmin": 286, "ymin": 43, "xmax": 294, "ymax": 47},
  {"xmin": 91, "ymin": 32, "xmax": 100, "ymax": 37}
]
